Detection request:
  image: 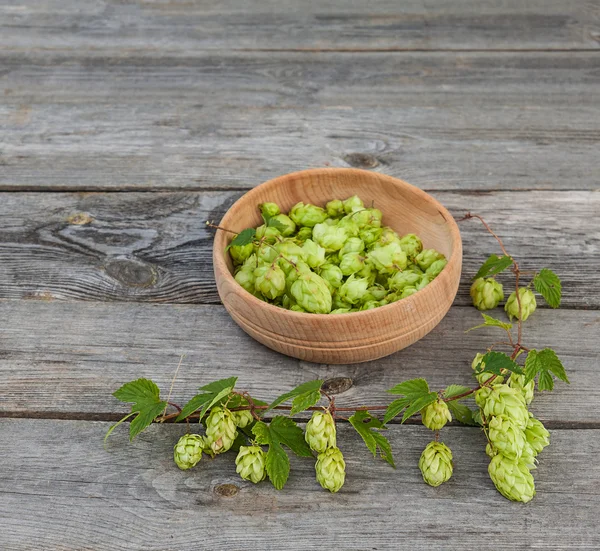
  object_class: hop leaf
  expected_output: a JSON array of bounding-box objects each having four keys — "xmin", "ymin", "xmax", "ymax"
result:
[
  {"xmin": 524, "ymin": 349, "xmax": 570, "ymax": 391},
  {"xmin": 267, "ymin": 380, "xmax": 324, "ymax": 412},
  {"xmin": 384, "ymin": 378, "xmax": 438, "ymax": 424},
  {"xmin": 227, "ymin": 228, "xmax": 256, "ymax": 250},
  {"xmin": 533, "ymin": 268, "xmax": 561, "ymax": 308},
  {"xmin": 176, "ymin": 377, "xmax": 238, "ymax": 422},
  {"xmin": 473, "ymin": 351, "xmax": 523, "ymax": 377},
  {"xmin": 466, "ymin": 313, "xmax": 513, "ymax": 333},
  {"xmin": 473, "ymin": 254, "xmax": 513, "ymax": 280},
  {"xmin": 348, "ymin": 410, "xmax": 395, "ymax": 468}
]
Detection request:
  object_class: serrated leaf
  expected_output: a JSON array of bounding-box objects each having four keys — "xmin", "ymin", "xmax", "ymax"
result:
[
  {"xmin": 383, "ymin": 397, "xmax": 412, "ymax": 424},
  {"xmin": 524, "ymin": 348, "xmax": 569, "ymax": 391},
  {"xmin": 269, "ymin": 416, "xmax": 313, "ymax": 457},
  {"xmin": 472, "ymin": 409, "xmax": 483, "ymax": 426},
  {"xmin": 267, "ymin": 218, "xmax": 288, "ymax": 232},
  {"xmin": 267, "ymin": 380, "xmax": 323, "ymax": 411},
  {"xmin": 447, "ymin": 401, "xmax": 477, "ymax": 426},
  {"xmin": 387, "ymin": 378, "xmax": 430, "ymax": 397},
  {"xmin": 474, "ymin": 351, "xmax": 523, "ymax": 376},
  {"xmin": 290, "ymin": 390, "xmax": 322, "ymax": 415},
  {"xmin": 129, "ymin": 402, "xmax": 168, "ymax": 440},
  {"xmin": 466, "ymin": 313, "xmax": 513, "ymax": 333},
  {"xmin": 227, "ymin": 228, "xmax": 256, "ymax": 251},
  {"xmin": 349, "ymin": 410, "xmax": 395, "ymax": 468},
  {"xmin": 533, "ymin": 268, "xmax": 562, "ymax": 308},
  {"xmin": 402, "ymin": 392, "xmax": 438, "ymax": 422},
  {"xmin": 265, "ymin": 443, "xmax": 290, "ymax": 490},
  {"xmin": 175, "ymin": 377, "xmax": 238, "ymax": 422},
  {"xmin": 473, "ymin": 254, "xmax": 513, "ymax": 280},
  {"xmin": 225, "ymin": 393, "xmax": 268, "ymax": 409},
  {"xmin": 443, "ymin": 385, "xmax": 473, "ymax": 400}
]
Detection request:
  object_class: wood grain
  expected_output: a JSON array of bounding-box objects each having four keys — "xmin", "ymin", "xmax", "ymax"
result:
[
  {"xmin": 1, "ymin": 301, "xmax": 596, "ymax": 423},
  {"xmin": 1, "ymin": 419, "xmax": 598, "ymax": 550},
  {"xmin": 1, "ymin": 0, "xmax": 599, "ymax": 53},
  {"xmin": 1, "ymin": 53, "xmax": 600, "ymax": 191},
  {"xmin": 213, "ymin": 168, "xmax": 462, "ymax": 363},
  {"xmin": 0, "ymin": 190, "xmax": 597, "ymax": 308}
]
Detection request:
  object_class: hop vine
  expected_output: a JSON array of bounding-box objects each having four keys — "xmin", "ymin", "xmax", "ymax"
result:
[{"xmin": 105, "ymin": 214, "xmax": 568, "ymax": 502}]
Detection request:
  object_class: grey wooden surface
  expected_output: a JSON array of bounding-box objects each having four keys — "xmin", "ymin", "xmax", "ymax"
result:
[{"xmin": 1, "ymin": 1, "xmax": 599, "ymax": 550}]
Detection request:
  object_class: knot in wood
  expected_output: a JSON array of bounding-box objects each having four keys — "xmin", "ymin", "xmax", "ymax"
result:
[
  {"xmin": 213, "ymin": 483, "xmax": 239, "ymax": 497},
  {"xmin": 104, "ymin": 257, "xmax": 157, "ymax": 288},
  {"xmin": 321, "ymin": 377, "xmax": 353, "ymax": 396},
  {"xmin": 343, "ymin": 153, "xmax": 379, "ymax": 169}
]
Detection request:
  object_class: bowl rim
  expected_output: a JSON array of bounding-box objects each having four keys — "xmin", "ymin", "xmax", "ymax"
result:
[{"xmin": 213, "ymin": 167, "xmax": 462, "ymax": 321}]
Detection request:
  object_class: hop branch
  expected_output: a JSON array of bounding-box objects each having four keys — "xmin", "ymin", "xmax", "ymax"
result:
[{"xmin": 106, "ymin": 215, "xmax": 568, "ymax": 502}]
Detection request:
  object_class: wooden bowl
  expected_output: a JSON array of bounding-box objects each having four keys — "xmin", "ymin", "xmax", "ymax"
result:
[{"xmin": 213, "ymin": 168, "xmax": 462, "ymax": 364}]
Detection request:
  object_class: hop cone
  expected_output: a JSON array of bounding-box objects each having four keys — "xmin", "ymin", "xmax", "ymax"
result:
[
  {"xmin": 488, "ymin": 415, "xmax": 527, "ymax": 460},
  {"xmin": 419, "ymin": 442, "xmax": 453, "ymax": 487},
  {"xmin": 415, "ymin": 249, "xmax": 445, "ymax": 271},
  {"xmin": 471, "ymin": 352, "xmax": 504, "ymax": 385},
  {"xmin": 508, "ymin": 373, "xmax": 535, "ymax": 405},
  {"xmin": 343, "ymin": 194, "xmax": 365, "ymax": 214},
  {"xmin": 488, "ymin": 454, "xmax": 535, "ymax": 503},
  {"xmin": 426, "ymin": 258, "xmax": 447, "ymax": 278},
  {"xmin": 235, "ymin": 445, "xmax": 267, "ymax": 483},
  {"xmin": 290, "ymin": 272, "xmax": 332, "ymax": 314},
  {"xmin": 173, "ymin": 434, "xmax": 204, "ymax": 470},
  {"xmin": 505, "ymin": 288, "xmax": 537, "ymax": 321},
  {"xmin": 482, "ymin": 384, "xmax": 529, "ymax": 430},
  {"xmin": 388, "ymin": 270, "xmax": 421, "ymax": 291},
  {"xmin": 229, "ymin": 241, "xmax": 254, "ymax": 265},
  {"xmin": 254, "ymin": 265, "xmax": 286, "ymax": 300},
  {"xmin": 305, "ymin": 411, "xmax": 336, "ymax": 453},
  {"xmin": 339, "ymin": 274, "xmax": 370, "ymax": 305},
  {"xmin": 260, "ymin": 202, "xmax": 281, "ymax": 218},
  {"xmin": 315, "ymin": 447, "xmax": 346, "ymax": 493},
  {"xmin": 234, "ymin": 267, "xmax": 256, "ymax": 295},
  {"xmin": 270, "ymin": 213, "xmax": 296, "ymax": 237},
  {"xmin": 326, "ymin": 199, "xmax": 344, "ymax": 218},
  {"xmin": 289, "ymin": 202, "xmax": 328, "ymax": 228},
  {"xmin": 524, "ymin": 415, "xmax": 550, "ymax": 455},
  {"xmin": 398, "ymin": 233, "xmax": 423, "ymax": 258},
  {"xmin": 421, "ymin": 400, "xmax": 452, "ymax": 431},
  {"xmin": 205, "ymin": 407, "xmax": 238, "ymax": 454},
  {"xmin": 470, "ymin": 277, "xmax": 504, "ymax": 311},
  {"xmin": 312, "ymin": 222, "xmax": 349, "ymax": 251},
  {"xmin": 231, "ymin": 410, "xmax": 254, "ymax": 429},
  {"xmin": 367, "ymin": 242, "xmax": 408, "ymax": 274},
  {"xmin": 319, "ymin": 263, "xmax": 344, "ymax": 291}
]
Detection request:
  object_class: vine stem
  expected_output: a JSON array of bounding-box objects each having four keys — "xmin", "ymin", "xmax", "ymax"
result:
[{"xmin": 206, "ymin": 221, "xmax": 237, "ymax": 235}]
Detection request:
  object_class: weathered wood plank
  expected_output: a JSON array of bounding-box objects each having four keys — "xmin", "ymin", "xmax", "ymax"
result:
[
  {"xmin": 1, "ymin": 301, "xmax": 596, "ymax": 423},
  {"xmin": 0, "ymin": 419, "xmax": 598, "ymax": 550},
  {"xmin": 0, "ymin": 191, "xmax": 597, "ymax": 308},
  {"xmin": 1, "ymin": 53, "xmax": 599, "ymax": 191},
  {"xmin": 1, "ymin": 0, "xmax": 599, "ymax": 52}
]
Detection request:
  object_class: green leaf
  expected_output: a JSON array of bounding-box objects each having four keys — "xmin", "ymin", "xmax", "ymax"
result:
[
  {"xmin": 267, "ymin": 380, "xmax": 323, "ymax": 411},
  {"xmin": 387, "ymin": 378, "xmax": 430, "ymax": 396},
  {"xmin": 175, "ymin": 377, "xmax": 238, "ymax": 422},
  {"xmin": 226, "ymin": 228, "xmax": 256, "ymax": 251},
  {"xmin": 225, "ymin": 393, "xmax": 268, "ymax": 409},
  {"xmin": 402, "ymin": 392, "xmax": 438, "ymax": 422},
  {"xmin": 524, "ymin": 348, "xmax": 569, "ymax": 391},
  {"xmin": 472, "ymin": 409, "xmax": 483, "ymax": 426},
  {"xmin": 474, "ymin": 351, "xmax": 523, "ymax": 376},
  {"xmin": 447, "ymin": 401, "xmax": 477, "ymax": 426},
  {"xmin": 112, "ymin": 378, "xmax": 167, "ymax": 440},
  {"xmin": 267, "ymin": 218, "xmax": 288, "ymax": 232},
  {"xmin": 383, "ymin": 397, "xmax": 411, "ymax": 424},
  {"xmin": 473, "ymin": 254, "xmax": 514, "ymax": 280},
  {"xmin": 443, "ymin": 385, "xmax": 473, "ymax": 400},
  {"xmin": 466, "ymin": 313, "xmax": 513, "ymax": 333},
  {"xmin": 349, "ymin": 410, "xmax": 395, "ymax": 468},
  {"xmin": 533, "ymin": 268, "xmax": 562, "ymax": 308},
  {"xmin": 290, "ymin": 390, "xmax": 322, "ymax": 415},
  {"xmin": 252, "ymin": 416, "xmax": 312, "ymax": 490}
]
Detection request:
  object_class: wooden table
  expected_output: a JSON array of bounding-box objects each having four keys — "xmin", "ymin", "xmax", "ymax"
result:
[{"xmin": 1, "ymin": 2, "xmax": 599, "ymax": 549}]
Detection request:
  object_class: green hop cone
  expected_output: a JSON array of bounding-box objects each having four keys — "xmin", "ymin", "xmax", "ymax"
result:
[
  {"xmin": 426, "ymin": 258, "xmax": 447, "ymax": 278},
  {"xmin": 229, "ymin": 241, "xmax": 254, "ymax": 265},
  {"xmin": 367, "ymin": 242, "xmax": 408, "ymax": 274},
  {"xmin": 508, "ymin": 373, "xmax": 535, "ymax": 405},
  {"xmin": 524, "ymin": 415, "xmax": 550, "ymax": 455},
  {"xmin": 339, "ymin": 274, "xmax": 370, "ymax": 305},
  {"xmin": 305, "ymin": 410, "xmax": 337, "ymax": 453},
  {"xmin": 342, "ymin": 195, "xmax": 365, "ymax": 214},
  {"xmin": 350, "ymin": 208, "xmax": 382, "ymax": 230},
  {"xmin": 312, "ymin": 222, "xmax": 349, "ymax": 251},
  {"xmin": 415, "ymin": 249, "xmax": 445, "ymax": 271},
  {"xmin": 482, "ymin": 384, "xmax": 529, "ymax": 430},
  {"xmin": 421, "ymin": 400, "xmax": 452, "ymax": 431},
  {"xmin": 254, "ymin": 264, "xmax": 286, "ymax": 300},
  {"xmin": 470, "ymin": 277, "xmax": 504, "ymax": 310},
  {"xmin": 416, "ymin": 274, "xmax": 431, "ymax": 290},
  {"xmin": 270, "ymin": 213, "xmax": 296, "ymax": 237},
  {"xmin": 486, "ymin": 443, "xmax": 496, "ymax": 458},
  {"xmin": 488, "ymin": 454, "xmax": 535, "ymax": 503},
  {"xmin": 255, "ymin": 224, "xmax": 281, "ymax": 244},
  {"xmin": 235, "ymin": 445, "xmax": 267, "ymax": 484},
  {"xmin": 259, "ymin": 202, "xmax": 280, "ymax": 219},
  {"xmin": 275, "ymin": 241, "xmax": 306, "ymax": 267},
  {"xmin": 339, "ymin": 252, "xmax": 366, "ymax": 276},
  {"xmin": 505, "ymin": 288, "xmax": 537, "ymax": 321},
  {"xmin": 326, "ymin": 199, "xmax": 345, "ymax": 218},
  {"xmin": 302, "ymin": 239, "xmax": 327, "ymax": 269},
  {"xmin": 315, "ymin": 447, "xmax": 346, "ymax": 493},
  {"xmin": 340, "ymin": 237, "xmax": 365, "ymax": 256},
  {"xmin": 475, "ymin": 385, "xmax": 493, "ymax": 408},
  {"xmin": 359, "ymin": 226, "xmax": 382, "ymax": 245},
  {"xmin": 173, "ymin": 434, "xmax": 204, "ymax": 470},
  {"xmin": 388, "ymin": 270, "xmax": 421, "ymax": 291},
  {"xmin": 231, "ymin": 410, "xmax": 254, "ymax": 429},
  {"xmin": 290, "ymin": 272, "xmax": 332, "ymax": 314},
  {"xmin": 398, "ymin": 233, "xmax": 423, "ymax": 259},
  {"xmin": 400, "ymin": 286, "xmax": 418, "ymax": 299},
  {"xmin": 234, "ymin": 266, "xmax": 256, "ymax": 295},
  {"xmin": 295, "ymin": 226, "xmax": 313, "ymax": 243},
  {"xmin": 372, "ymin": 226, "xmax": 400, "ymax": 248},
  {"xmin": 289, "ymin": 202, "xmax": 328, "ymax": 228},
  {"xmin": 319, "ymin": 263, "xmax": 344, "ymax": 291},
  {"xmin": 471, "ymin": 352, "xmax": 504, "ymax": 385},
  {"xmin": 205, "ymin": 406, "xmax": 238, "ymax": 454},
  {"xmin": 488, "ymin": 415, "xmax": 527, "ymax": 460},
  {"xmin": 419, "ymin": 442, "xmax": 453, "ymax": 487}
]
